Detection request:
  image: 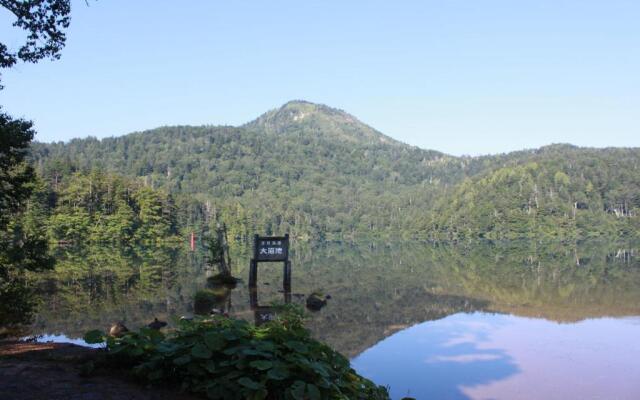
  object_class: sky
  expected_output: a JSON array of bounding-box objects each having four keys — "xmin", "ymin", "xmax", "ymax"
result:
[{"xmin": 1, "ymin": 0, "xmax": 639, "ymax": 156}]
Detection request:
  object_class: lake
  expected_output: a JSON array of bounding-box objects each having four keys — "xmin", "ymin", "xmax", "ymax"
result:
[{"xmin": 25, "ymin": 240, "xmax": 640, "ymax": 399}]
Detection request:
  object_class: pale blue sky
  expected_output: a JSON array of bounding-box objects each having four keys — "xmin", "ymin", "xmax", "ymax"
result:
[{"xmin": 1, "ymin": 0, "xmax": 638, "ymax": 155}]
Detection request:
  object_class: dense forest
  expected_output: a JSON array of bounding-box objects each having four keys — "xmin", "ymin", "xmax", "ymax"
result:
[
  {"xmin": 430, "ymin": 145, "xmax": 640, "ymax": 240},
  {"xmin": 41, "ymin": 171, "xmax": 179, "ymax": 244},
  {"xmin": 29, "ymin": 101, "xmax": 640, "ymax": 241}
]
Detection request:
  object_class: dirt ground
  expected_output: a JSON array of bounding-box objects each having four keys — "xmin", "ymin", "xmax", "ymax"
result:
[{"xmin": 0, "ymin": 341, "xmax": 200, "ymax": 400}]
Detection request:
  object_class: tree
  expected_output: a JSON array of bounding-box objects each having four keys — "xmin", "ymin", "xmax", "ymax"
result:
[
  {"xmin": 0, "ymin": 110, "xmax": 35, "ymax": 228},
  {"xmin": 0, "ymin": 112, "xmax": 52, "ymax": 270},
  {"xmin": 0, "ymin": 0, "xmax": 71, "ymax": 88},
  {"xmin": 134, "ymin": 186, "xmax": 172, "ymax": 242},
  {"xmin": 0, "ymin": 111, "xmax": 53, "ymax": 328},
  {"xmin": 1, "ymin": 0, "xmax": 71, "ymax": 329}
]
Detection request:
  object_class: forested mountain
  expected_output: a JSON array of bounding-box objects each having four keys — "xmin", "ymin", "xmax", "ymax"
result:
[
  {"xmin": 431, "ymin": 145, "xmax": 640, "ymax": 240},
  {"xmin": 29, "ymin": 101, "xmax": 640, "ymax": 241},
  {"xmin": 30, "ymin": 101, "xmax": 460, "ymax": 240}
]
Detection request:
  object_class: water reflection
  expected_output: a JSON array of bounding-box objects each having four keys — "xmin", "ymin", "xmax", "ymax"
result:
[
  {"xmin": 249, "ymin": 288, "xmax": 292, "ymax": 325},
  {"xmin": 17, "ymin": 240, "xmax": 640, "ymax": 398},
  {"xmin": 353, "ymin": 313, "xmax": 640, "ymax": 399},
  {"xmin": 353, "ymin": 313, "xmax": 519, "ymax": 399}
]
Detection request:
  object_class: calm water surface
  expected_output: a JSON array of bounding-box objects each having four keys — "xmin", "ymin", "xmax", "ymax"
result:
[
  {"xmin": 24, "ymin": 241, "xmax": 640, "ymax": 399},
  {"xmin": 353, "ymin": 313, "xmax": 640, "ymax": 399}
]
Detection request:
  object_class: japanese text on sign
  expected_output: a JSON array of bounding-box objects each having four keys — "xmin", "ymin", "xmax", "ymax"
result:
[{"xmin": 254, "ymin": 235, "xmax": 289, "ymax": 262}]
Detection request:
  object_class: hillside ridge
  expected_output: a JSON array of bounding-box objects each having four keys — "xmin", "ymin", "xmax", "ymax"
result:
[
  {"xmin": 243, "ymin": 100, "xmax": 402, "ymax": 146},
  {"xmin": 28, "ymin": 101, "xmax": 640, "ymax": 241}
]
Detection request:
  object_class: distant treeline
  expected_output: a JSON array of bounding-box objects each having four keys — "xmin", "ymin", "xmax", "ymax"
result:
[
  {"xmin": 28, "ymin": 101, "xmax": 640, "ymax": 242},
  {"xmin": 429, "ymin": 145, "xmax": 640, "ymax": 240},
  {"xmin": 23, "ymin": 171, "xmax": 179, "ymax": 245}
]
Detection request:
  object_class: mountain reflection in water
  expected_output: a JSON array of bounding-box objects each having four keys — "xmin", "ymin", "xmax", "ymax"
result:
[
  {"xmin": 25, "ymin": 240, "xmax": 640, "ymax": 399},
  {"xmin": 353, "ymin": 313, "xmax": 640, "ymax": 400}
]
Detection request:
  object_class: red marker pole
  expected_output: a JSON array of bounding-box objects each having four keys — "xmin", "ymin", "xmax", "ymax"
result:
[{"xmin": 190, "ymin": 232, "xmax": 195, "ymax": 251}]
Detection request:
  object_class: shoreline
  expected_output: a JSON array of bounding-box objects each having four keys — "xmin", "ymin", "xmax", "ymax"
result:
[{"xmin": 0, "ymin": 340, "xmax": 198, "ymax": 400}]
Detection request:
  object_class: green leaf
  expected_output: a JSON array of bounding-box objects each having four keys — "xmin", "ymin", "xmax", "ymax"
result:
[
  {"xmin": 204, "ymin": 360, "xmax": 216, "ymax": 373},
  {"xmin": 109, "ymin": 345, "xmax": 126, "ymax": 355},
  {"xmin": 147, "ymin": 369, "xmax": 163, "ymax": 380},
  {"xmin": 222, "ymin": 330, "xmax": 238, "ymax": 340},
  {"xmin": 144, "ymin": 328, "xmax": 165, "ymax": 343},
  {"xmin": 204, "ymin": 332, "xmax": 225, "ymax": 351},
  {"xmin": 306, "ymin": 383, "xmax": 321, "ymax": 400},
  {"xmin": 222, "ymin": 370, "xmax": 243, "ymax": 381},
  {"xmin": 192, "ymin": 343, "xmax": 213, "ymax": 359},
  {"xmin": 157, "ymin": 342, "xmax": 180, "ymax": 354},
  {"xmin": 247, "ymin": 389, "xmax": 268, "ymax": 400},
  {"xmin": 242, "ymin": 348, "xmax": 270, "ymax": 356},
  {"xmin": 311, "ymin": 362, "xmax": 329, "ymax": 377},
  {"xmin": 290, "ymin": 380, "xmax": 306, "ymax": 400},
  {"xmin": 255, "ymin": 341, "xmax": 276, "ymax": 352},
  {"xmin": 83, "ymin": 329, "xmax": 105, "ymax": 344},
  {"xmin": 206, "ymin": 385, "xmax": 223, "ymax": 399},
  {"xmin": 223, "ymin": 346, "xmax": 243, "ymax": 355},
  {"xmin": 237, "ymin": 377, "xmax": 263, "ymax": 390},
  {"xmin": 237, "ymin": 358, "xmax": 251, "ymax": 370},
  {"xmin": 267, "ymin": 367, "xmax": 289, "ymax": 380},
  {"xmin": 285, "ymin": 341, "xmax": 309, "ymax": 354},
  {"xmin": 249, "ymin": 360, "xmax": 273, "ymax": 371},
  {"xmin": 173, "ymin": 354, "xmax": 191, "ymax": 365},
  {"xmin": 130, "ymin": 347, "xmax": 144, "ymax": 357},
  {"xmin": 188, "ymin": 362, "xmax": 205, "ymax": 376}
]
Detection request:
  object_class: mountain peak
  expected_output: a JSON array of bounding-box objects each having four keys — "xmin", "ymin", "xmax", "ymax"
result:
[{"xmin": 245, "ymin": 100, "xmax": 400, "ymax": 146}]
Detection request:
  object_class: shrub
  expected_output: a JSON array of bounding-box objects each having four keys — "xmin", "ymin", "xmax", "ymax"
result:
[
  {"xmin": 84, "ymin": 308, "xmax": 389, "ymax": 400},
  {"xmin": 193, "ymin": 289, "xmax": 230, "ymax": 314}
]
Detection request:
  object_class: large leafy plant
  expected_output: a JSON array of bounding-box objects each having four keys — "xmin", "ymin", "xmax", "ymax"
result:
[{"xmin": 85, "ymin": 308, "xmax": 389, "ymax": 400}]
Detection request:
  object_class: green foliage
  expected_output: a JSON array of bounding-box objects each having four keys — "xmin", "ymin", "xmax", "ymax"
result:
[
  {"xmin": 194, "ymin": 287, "xmax": 230, "ymax": 315},
  {"xmin": 205, "ymin": 234, "xmax": 224, "ymax": 265},
  {"xmin": 30, "ymin": 101, "xmax": 456, "ymax": 241},
  {"xmin": 0, "ymin": 277, "xmax": 37, "ymax": 329},
  {"xmin": 207, "ymin": 274, "xmax": 239, "ymax": 286},
  {"xmin": 1, "ymin": 0, "xmax": 71, "ymax": 326},
  {"xmin": 1, "ymin": 108, "xmax": 36, "ymax": 229},
  {"xmin": 0, "ymin": 109, "xmax": 54, "ymax": 328},
  {"xmin": 30, "ymin": 103, "xmax": 640, "ymax": 241},
  {"xmin": 83, "ymin": 329, "xmax": 106, "ymax": 344},
  {"xmin": 85, "ymin": 312, "xmax": 389, "ymax": 400},
  {"xmin": 0, "ymin": 1, "xmax": 71, "ymax": 75},
  {"xmin": 39, "ymin": 170, "xmax": 180, "ymax": 244},
  {"xmin": 430, "ymin": 147, "xmax": 640, "ymax": 240}
]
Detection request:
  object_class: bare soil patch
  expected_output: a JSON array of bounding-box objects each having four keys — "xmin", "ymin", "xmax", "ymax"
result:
[{"xmin": 0, "ymin": 341, "xmax": 199, "ymax": 400}]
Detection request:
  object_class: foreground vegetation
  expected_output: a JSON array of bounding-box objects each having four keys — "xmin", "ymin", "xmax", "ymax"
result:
[{"xmin": 84, "ymin": 309, "xmax": 389, "ymax": 400}]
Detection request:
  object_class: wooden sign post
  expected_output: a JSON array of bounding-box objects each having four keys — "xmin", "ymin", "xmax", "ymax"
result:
[{"xmin": 249, "ymin": 234, "xmax": 291, "ymax": 290}]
